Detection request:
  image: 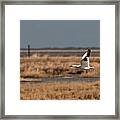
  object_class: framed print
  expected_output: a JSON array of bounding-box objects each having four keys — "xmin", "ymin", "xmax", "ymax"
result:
[{"xmin": 0, "ymin": 0, "xmax": 120, "ymax": 119}]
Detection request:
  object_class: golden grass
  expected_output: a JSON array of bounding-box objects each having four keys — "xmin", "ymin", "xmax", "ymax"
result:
[
  {"xmin": 20, "ymin": 54, "xmax": 100, "ymax": 78},
  {"xmin": 20, "ymin": 80, "xmax": 100, "ymax": 100}
]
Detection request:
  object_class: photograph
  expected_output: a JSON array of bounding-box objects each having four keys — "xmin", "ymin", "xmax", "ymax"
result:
[
  {"xmin": 20, "ymin": 20, "xmax": 100, "ymax": 100},
  {"xmin": 2, "ymin": 1, "xmax": 118, "ymax": 118}
]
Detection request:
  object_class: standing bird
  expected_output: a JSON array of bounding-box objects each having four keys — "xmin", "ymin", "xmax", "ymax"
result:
[{"xmin": 70, "ymin": 49, "xmax": 94, "ymax": 70}]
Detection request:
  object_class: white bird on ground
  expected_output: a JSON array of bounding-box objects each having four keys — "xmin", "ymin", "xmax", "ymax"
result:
[{"xmin": 70, "ymin": 49, "xmax": 94, "ymax": 70}]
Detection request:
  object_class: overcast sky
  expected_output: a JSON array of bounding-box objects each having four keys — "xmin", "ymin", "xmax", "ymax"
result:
[{"xmin": 20, "ymin": 20, "xmax": 100, "ymax": 48}]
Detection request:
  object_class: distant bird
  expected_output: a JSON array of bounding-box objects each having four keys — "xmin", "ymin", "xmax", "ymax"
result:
[{"xmin": 70, "ymin": 49, "xmax": 94, "ymax": 70}]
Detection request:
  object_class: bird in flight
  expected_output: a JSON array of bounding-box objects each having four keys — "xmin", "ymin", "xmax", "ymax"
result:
[{"xmin": 70, "ymin": 49, "xmax": 94, "ymax": 70}]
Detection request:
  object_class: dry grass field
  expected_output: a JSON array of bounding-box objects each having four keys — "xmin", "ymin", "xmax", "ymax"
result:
[
  {"xmin": 20, "ymin": 80, "xmax": 100, "ymax": 100},
  {"xmin": 20, "ymin": 54, "xmax": 100, "ymax": 78},
  {"xmin": 20, "ymin": 53, "xmax": 100, "ymax": 100}
]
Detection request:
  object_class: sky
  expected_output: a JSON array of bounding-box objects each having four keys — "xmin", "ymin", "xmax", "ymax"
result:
[{"xmin": 20, "ymin": 20, "xmax": 100, "ymax": 49}]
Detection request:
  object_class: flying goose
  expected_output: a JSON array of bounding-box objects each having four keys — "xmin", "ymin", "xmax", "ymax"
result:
[{"xmin": 70, "ymin": 49, "xmax": 94, "ymax": 70}]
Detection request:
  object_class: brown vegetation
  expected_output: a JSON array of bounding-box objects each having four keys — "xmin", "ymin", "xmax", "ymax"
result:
[
  {"xmin": 20, "ymin": 54, "xmax": 100, "ymax": 100},
  {"xmin": 20, "ymin": 80, "xmax": 100, "ymax": 100},
  {"xmin": 20, "ymin": 54, "xmax": 100, "ymax": 78}
]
